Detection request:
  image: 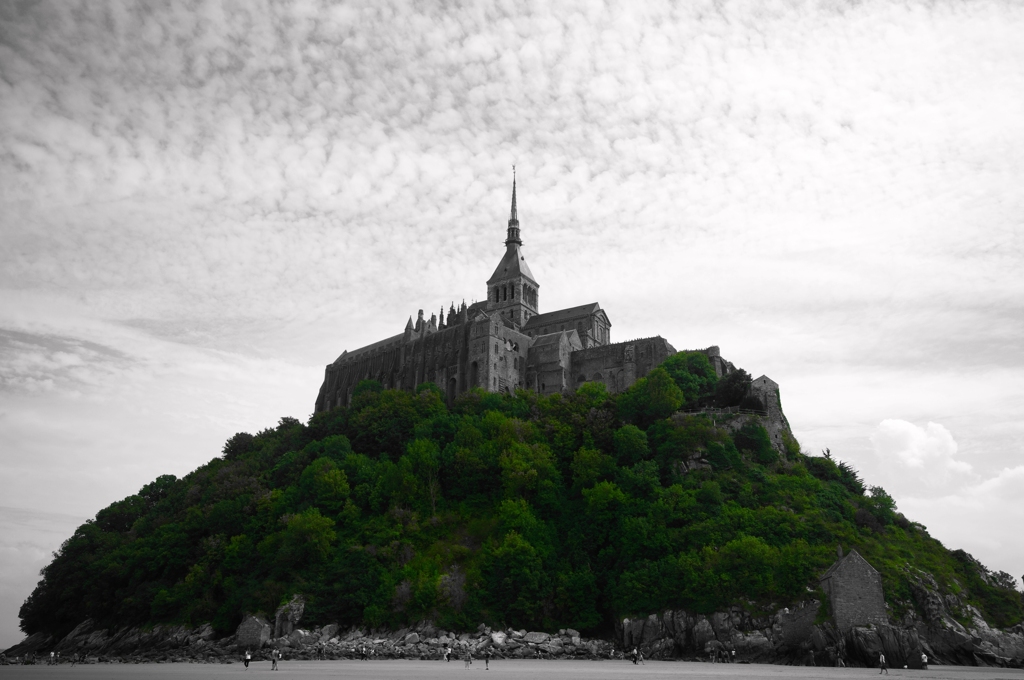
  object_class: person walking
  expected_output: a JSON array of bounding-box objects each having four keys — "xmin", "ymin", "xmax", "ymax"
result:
[
  {"xmin": 244, "ymin": 649, "xmax": 251, "ymax": 670},
  {"xmin": 878, "ymin": 652, "xmax": 888, "ymax": 674},
  {"xmin": 271, "ymin": 648, "xmax": 279, "ymax": 671},
  {"xmin": 464, "ymin": 649, "xmax": 473, "ymax": 668},
  {"xmin": 921, "ymin": 652, "xmax": 928, "ymax": 669},
  {"xmin": 484, "ymin": 649, "xmax": 490, "ymax": 670},
  {"xmin": 630, "ymin": 647, "xmax": 638, "ymax": 664}
]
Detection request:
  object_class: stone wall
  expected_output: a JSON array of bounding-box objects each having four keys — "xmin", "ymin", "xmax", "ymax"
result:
[
  {"xmin": 820, "ymin": 551, "xmax": 888, "ymax": 633},
  {"xmin": 569, "ymin": 336, "xmax": 675, "ymax": 394},
  {"xmin": 525, "ymin": 331, "xmax": 582, "ymax": 396}
]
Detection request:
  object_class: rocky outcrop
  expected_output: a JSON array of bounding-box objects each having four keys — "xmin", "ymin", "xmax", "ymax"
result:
[
  {"xmin": 6, "ymin": 582, "xmax": 1019, "ymax": 667},
  {"xmin": 236, "ymin": 615, "xmax": 272, "ymax": 650},
  {"xmin": 615, "ymin": 596, "xmax": 1022, "ymax": 668},
  {"xmin": 3, "ymin": 618, "xmax": 618, "ymax": 664},
  {"xmin": 2, "ymin": 631, "xmax": 53, "ymax": 659},
  {"xmin": 904, "ymin": 570, "xmax": 1024, "ymax": 667},
  {"xmin": 274, "ymin": 594, "xmax": 305, "ymax": 638}
]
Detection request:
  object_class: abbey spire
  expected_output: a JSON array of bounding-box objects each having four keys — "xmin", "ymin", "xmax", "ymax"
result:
[
  {"xmin": 487, "ymin": 167, "xmax": 538, "ymax": 327},
  {"xmin": 506, "ymin": 166, "xmax": 521, "ymax": 246}
]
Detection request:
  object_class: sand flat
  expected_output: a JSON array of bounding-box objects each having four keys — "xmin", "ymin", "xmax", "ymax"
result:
[{"xmin": 0, "ymin": 659, "xmax": 1020, "ymax": 680}]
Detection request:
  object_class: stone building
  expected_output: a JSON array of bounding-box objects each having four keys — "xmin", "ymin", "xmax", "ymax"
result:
[
  {"xmin": 315, "ymin": 178, "xmax": 733, "ymax": 412},
  {"xmin": 819, "ymin": 548, "xmax": 888, "ymax": 632}
]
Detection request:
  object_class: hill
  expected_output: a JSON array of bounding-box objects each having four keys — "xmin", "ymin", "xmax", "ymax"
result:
[{"xmin": 13, "ymin": 352, "xmax": 1024, "ymax": 665}]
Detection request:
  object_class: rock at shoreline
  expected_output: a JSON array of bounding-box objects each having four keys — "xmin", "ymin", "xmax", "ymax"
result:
[
  {"xmin": 236, "ymin": 614, "xmax": 272, "ymax": 650},
  {"xmin": 274, "ymin": 595, "xmax": 305, "ymax": 638}
]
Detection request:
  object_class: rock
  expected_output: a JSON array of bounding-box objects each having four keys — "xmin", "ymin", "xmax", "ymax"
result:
[
  {"xmin": 319, "ymin": 624, "xmax": 339, "ymax": 642},
  {"xmin": 490, "ymin": 631, "xmax": 507, "ymax": 646},
  {"xmin": 274, "ymin": 594, "xmax": 305, "ymax": 638},
  {"xmin": 565, "ymin": 628, "xmax": 580, "ymax": 638},
  {"xmin": 522, "ymin": 631, "xmax": 549, "ymax": 644},
  {"xmin": 2, "ymin": 631, "xmax": 54, "ymax": 657},
  {"xmin": 236, "ymin": 614, "xmax": 272, "ymax": 650},
  {"xmin": 403, "ymin": 633, "xmax": 420, "ymax": 645},
  {"xmin": 846, "ymin": 624, "xmax": 924, "ymax": 669}
]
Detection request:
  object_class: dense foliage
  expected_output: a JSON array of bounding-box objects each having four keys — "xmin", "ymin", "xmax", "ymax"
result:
[{"xmin": 21, "ymin": 353, "xmax": 1023, "ymax": 639}]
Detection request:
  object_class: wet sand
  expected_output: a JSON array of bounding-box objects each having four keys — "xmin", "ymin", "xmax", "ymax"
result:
[{"xmin": 0, "ymin": 659, "xmax": 1020, "ymax": 680}]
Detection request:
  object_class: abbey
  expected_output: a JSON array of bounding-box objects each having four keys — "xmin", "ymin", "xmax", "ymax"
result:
[{"xmin": 315, "ymin": 178, "xmax": 698, "ymax": 412}]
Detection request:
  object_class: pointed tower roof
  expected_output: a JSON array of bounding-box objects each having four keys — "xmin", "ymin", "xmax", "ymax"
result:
[
  {"xmin": 488, "ymin": 167, "xmax": 536, "ymax": 284},
  {"xmin": 505, "ymin": 166, "xmax": 521, "ymax": 246}
]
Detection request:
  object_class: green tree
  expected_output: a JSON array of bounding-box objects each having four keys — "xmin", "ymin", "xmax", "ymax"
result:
[
  {"xmin": 481, "ymin": 532, "xmax": 544, "ymax": 627},
  {"xmin": 612, "ymin": 425, "xmax": 650, "ymax": 467},
  {"xmin": 618, "ymin": 368, "xmax": 683, "ymax": 426},
  {"xmin": 660, "ymin": 351, "xmax": 718, "ymax": 406},
  {"xmin": 406, "ymin": 438, "xmax": 442, "ymax": 516},
  {"xmin": 713, "ymin": 369, "xmax": 752, "ymax": 408}
]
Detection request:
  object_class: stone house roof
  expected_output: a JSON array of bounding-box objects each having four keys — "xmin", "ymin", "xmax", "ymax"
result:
[{"xmin": 820, "ymin": 549, "xmax": 879, "ymax": 581}]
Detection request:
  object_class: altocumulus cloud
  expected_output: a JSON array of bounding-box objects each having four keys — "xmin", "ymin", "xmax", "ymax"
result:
[{"xmin": 870, "ymin": 419, "xmax": 972, "ymax": 493}]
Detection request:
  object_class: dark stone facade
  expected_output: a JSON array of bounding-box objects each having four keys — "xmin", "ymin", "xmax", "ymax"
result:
[
  {"xmin": 316, "ymin": 180, "xmax": 725, "ymax": 412},
  {"xmin": 820, "ymin": 549, "xmax": 888, "ymax": 633}
]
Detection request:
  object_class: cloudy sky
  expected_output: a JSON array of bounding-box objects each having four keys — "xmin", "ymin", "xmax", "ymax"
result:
[{"xmin": 2, "ymin": 0, "xmax": 1023, "ymax": 648}]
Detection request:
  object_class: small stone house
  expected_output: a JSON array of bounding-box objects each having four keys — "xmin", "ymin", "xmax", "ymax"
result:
[{"xmin": 819, "ymin": 549, "xmax": 888, "ymax": 632}]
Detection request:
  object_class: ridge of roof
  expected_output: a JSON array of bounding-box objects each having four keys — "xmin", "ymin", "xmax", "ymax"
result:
[
  {"xmin": 334, "ymin": 331, "xmax": 405, "ymax": 364},
  {"xmin": 820, "ymin": 549, "xmax": 876, "ymax": 580},
  {"xmin": 487, "ymin": 243, "xmax": 536, "ymax": 284},
  {"xmin": 522, "ymin": 302, "xmax": 603, "ymax": 329}
]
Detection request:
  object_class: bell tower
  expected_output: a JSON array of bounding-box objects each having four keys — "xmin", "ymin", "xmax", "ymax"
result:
[{"xmin": 486, "ymin": 168, "xmax": 539, "ymax": 326}]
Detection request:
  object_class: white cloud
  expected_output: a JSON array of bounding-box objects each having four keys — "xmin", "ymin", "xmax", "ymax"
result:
[{"xmin": 870, "ymin": 419, "xmax": 973, "ymax": 490}]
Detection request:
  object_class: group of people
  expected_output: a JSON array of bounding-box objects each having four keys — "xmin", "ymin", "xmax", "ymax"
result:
[
  {"xmin": 242, "ymin": 648, "xmax": 282, "ymax": 670},
  {"xmin": 442, "ymin": 646, "xmax": 490, "ymax": 669},
  {"xmin": 0, "ymin": 651, "xmax": 86, "ymax": 666},
  {"xmin": 877, "ymin": 651, "xmax": 928, "ymax": 673}
]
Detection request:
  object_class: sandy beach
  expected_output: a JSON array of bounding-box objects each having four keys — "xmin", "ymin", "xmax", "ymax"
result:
[{"xmin": 0, "ymin": 659, "xmax": 1020, "ymax": 680}]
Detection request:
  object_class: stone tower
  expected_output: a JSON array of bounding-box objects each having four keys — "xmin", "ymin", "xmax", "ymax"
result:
[{"xmin": 486, "ymin": 170, "xmax": 539, "ymax": 327}]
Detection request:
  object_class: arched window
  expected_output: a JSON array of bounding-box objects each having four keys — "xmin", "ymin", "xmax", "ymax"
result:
[{"xmin": 513, "ymin": 357, "xmax": 518, "ymax": 369}]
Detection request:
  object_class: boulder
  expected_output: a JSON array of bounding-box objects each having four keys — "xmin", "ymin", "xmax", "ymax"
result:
[
  {"xmin": 490, "ymin": 631, "xmax": 507, "ymax": 646},
  {"xmin": 319, "ymin": 624, "xmax": 339, "ymax": 642},
  {"xmin": 403, "ymin": 633, "xmax": 420, "ymax": 646},
  {"xmin": 274, "ymin": 594, "xmax": 305, "ymax": 638},
  {"xmin": 522, "ymin": 632, "xmax": 549, "ymax": 644},
  {"xmin": 235, "ymin": 614, "xmax": 272, "ymax": 650}
]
